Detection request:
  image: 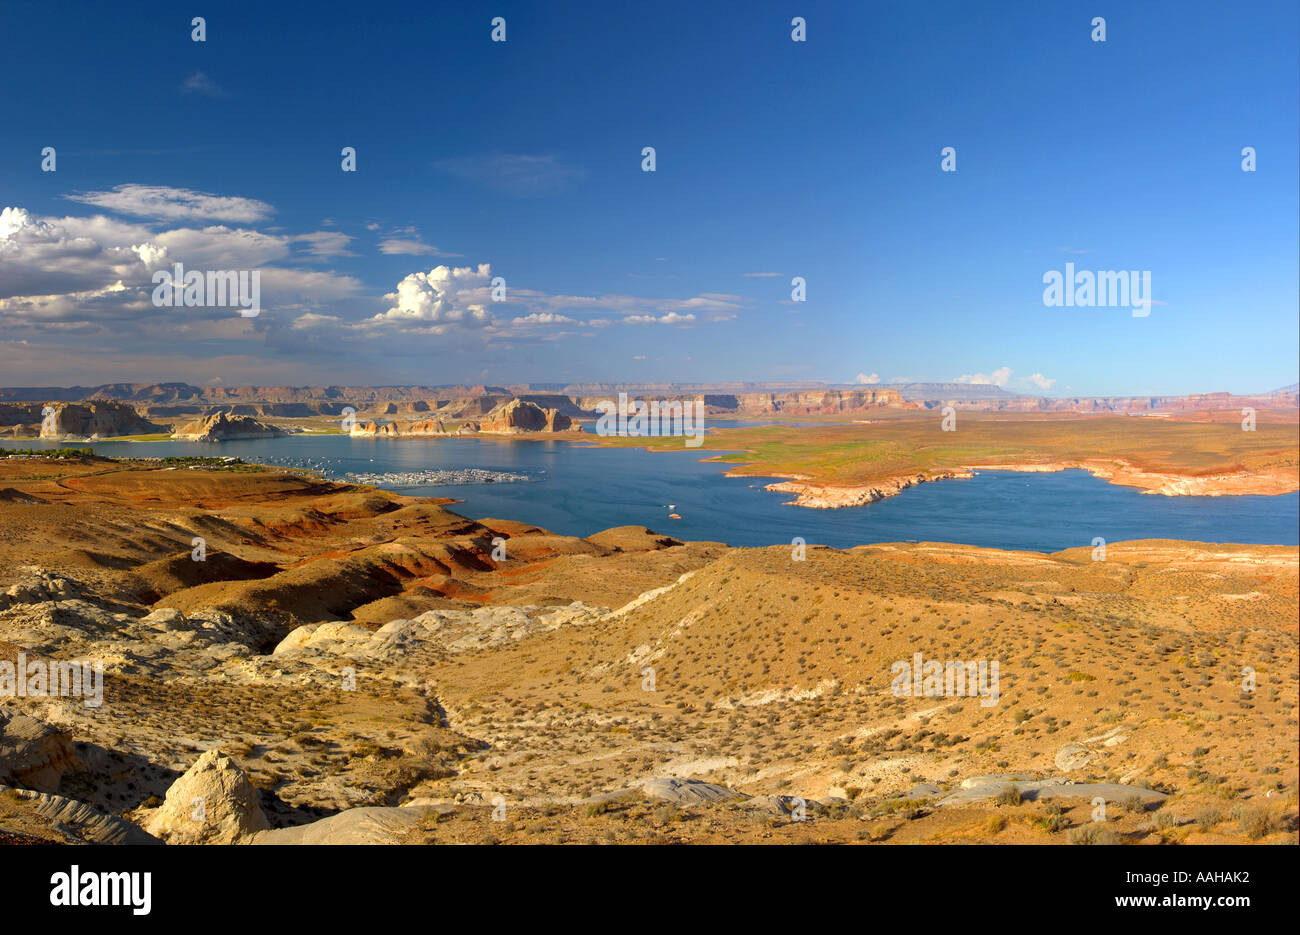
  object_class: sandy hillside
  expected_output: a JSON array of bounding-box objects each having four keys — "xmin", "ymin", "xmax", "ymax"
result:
[{"xmin": 0, "ymin": 457, "xmax": 1294, "ymax": 844}]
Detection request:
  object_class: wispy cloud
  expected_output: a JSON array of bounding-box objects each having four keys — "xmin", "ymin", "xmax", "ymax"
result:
[
  {"xmin": 181, "ymin": 70, "xmax": 227, "ymax": 98},
  {"xmin": 623, "ymin": 312, "xmax": 695, "ymax": 326},
  {"xmin": 293, "ymin": 231, "xmax": 355, "ymax": 258},
  {"xmin": 65, "ymin": 184, "xmax": 272, "ymax": 223},
  {"xmin": 377, "ymin": 227, "xmax": 462, "ymax": 257},
  {"xmin": 433, "ymin": 153, "xmax": 587, "ymax": 195}
]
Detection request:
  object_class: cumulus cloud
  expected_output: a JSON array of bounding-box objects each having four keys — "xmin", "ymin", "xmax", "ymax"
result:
[
  {"xmin": 955, "ymin": 366, "xmax": 1013, "ymax": 387},
  {"xmin": 4, "ymin": 191, "xmax": 751, "ymax": 373},
  {"xmin": 370, "ymin": 263, "xmax": 493, "ymax": 333},
  {"xmin": 365, "ymin": 262, "xmax": 745, "ymax": 336},
  {"xmin": 0, "ymin": 207, "xmax": 155, "ymax": 300},
  {"xmin": 950, "ymin": 367, "xmax": 1057, "ymax": 394},
  {"xmin": 855, "ymin": 372, "xmax": 880, "ymax": 384},
  {"xmin": 65, "ymin": 184, "xmax": 272, "ymax": 223},
  {"xmin": 0, "ymin": 202, "xmax": 359, "ymax": 329}
]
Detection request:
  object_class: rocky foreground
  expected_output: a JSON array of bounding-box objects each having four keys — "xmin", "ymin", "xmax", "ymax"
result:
[{"xmin": 0, "ymin": 457, "xmax": 1296, "ymax": 844}]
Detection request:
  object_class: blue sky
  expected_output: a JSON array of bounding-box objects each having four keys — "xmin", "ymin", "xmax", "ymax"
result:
[{"xmin": 1, "ymin": 0, "xmax": 1296, "ymax": 395}]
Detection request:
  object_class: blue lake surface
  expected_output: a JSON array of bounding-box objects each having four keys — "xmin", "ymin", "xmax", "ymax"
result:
[{"xmin": 4, "ymin": 435, "xmax": 1296, "ymax": 552}]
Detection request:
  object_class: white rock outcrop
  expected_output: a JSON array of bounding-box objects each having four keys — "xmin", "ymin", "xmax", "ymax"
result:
[{"xmin": 143, "ymin": 750, "xmax": 270, "ymax": 844}]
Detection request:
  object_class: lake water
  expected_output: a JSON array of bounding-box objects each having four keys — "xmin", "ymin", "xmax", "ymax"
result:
[{"xmin": 3, "ymin": 435, "xmax": 1296, "ymax": 552}]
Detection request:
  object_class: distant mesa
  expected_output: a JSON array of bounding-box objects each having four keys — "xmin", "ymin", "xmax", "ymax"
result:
[
  {"xmin": 171, "ymin": 410, "xmax": 291, "ymax": 442},
  {"xmin": 0, "ymin": 382, "xmax": 1295, "ymax": 446},
  {"xmin": 350, "ymin": 398, "xmax": 576, "ymax": 438},
  {"xmin": 350, "ymin": 418, "xmax": 473, "ymax": 438}
]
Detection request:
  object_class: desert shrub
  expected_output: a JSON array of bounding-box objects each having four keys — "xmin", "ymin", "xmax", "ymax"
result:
[
  {"xmin": 994, "ymin": 785, "xmax": 1022, "ymax": 807},
  {"xmin": 1119, "ymin": 794, "xmax": 1149, "ymax": 814},
  {"xmin": 1069, "ymin": 824, "xmax": 1120, "ymax": 845},
  {"xmin": 1236, "ymin": 805, "xmax": 1277, "ymax": 840},
  {"xmin": 1195, "ymin": 808, "xmax": 1222, "ymax": 831},
  {"xmin": 1037, "ymin": 814, "xmax": 1070, "ymax": 833},
  {"xmin": 652, "ymin": 804, "xmax": 680, "ymax": 824}
]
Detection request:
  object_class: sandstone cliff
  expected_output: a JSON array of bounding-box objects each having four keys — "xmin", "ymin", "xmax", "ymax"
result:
[
  {"xmin": 572, "ymin": 388, "xmax": 906, "ymax": 417},
  {"xmin": 170, "ymin": 410, "xmax": 290, "ymax": 442},
  {"xmin": 350, "ymin": 419, "xmax": 477, "ymax": 438},
  {"xmin": 479, "ymin": 399, "xmax": 575, "ymax": 434},
  {"xmin": 36, "ymin": 401, "xmax": 164, "ymax": 440}
]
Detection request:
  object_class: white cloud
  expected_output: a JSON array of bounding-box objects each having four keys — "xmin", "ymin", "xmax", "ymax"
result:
[
  {"xmin": 504, "ymin": 312, "xmax": 576, "ymax": 327},
  {"xmin": 0, "ymin": 203, "xmax": 359, "ymax": 327},
  {"xmin": 955, "ymin": 366, "xmax": 1013, "ymax": 387},
  {"xmin": 65, "ymin": 184, "xmax": 272, "ymax": 223},
  {"xmin": 378, "ymin": 237, "xmax": 460, "ymax": 257},
  {"xmin": 855, "ymin": 372, "xmax": 880, "ymax": 384},
  {"xmin": 951, "ymin": 367, "xmax": 1057, "ymax": 394},
  {"xmin": 131, "ymin": 242, "xmax": 169, "ymax": 268},
  {"xmin": 153, "ymin": 225, "xmax": 291, "ymax": 268},
  {"xmin": 181, "ymin": 71, "xmax": 227, "ymax": 98},
  {"xmin": 530, "ymin": 291, "xmax": 743, "ymax": 322},
  {"xmin": 0, "ymin": 207, "xmax": 157, "ymax": 300},
  {"xmin": 257, "ymin": 268, "xmax": 363, "ymax": 302},
  {"xmin": 291, "ymin": 312, "xmax": 342, "ymax": 330},
  {"xmin": 0, "ymin": 206, "xmax": 29, "ymax": 239},
  {"xmin": 293, "ymin": 231, "xmax": 355, "ymax": 257},
  {"xmin": 623, "ymin": 312, "xmax": 696, "ymax": 325},
  {"xmin": 369, "ymin": 263, "xmax": 493, "ymax": 332}
]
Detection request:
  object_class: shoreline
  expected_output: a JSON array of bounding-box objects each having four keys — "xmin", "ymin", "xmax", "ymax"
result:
[
  {"xmin": 737, "ymin": 459, "xmax": 1300, "ymax": 510},
  {"xmin": 6, "ymin": 431, "xmax": 1297, "ymax": 509}
]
